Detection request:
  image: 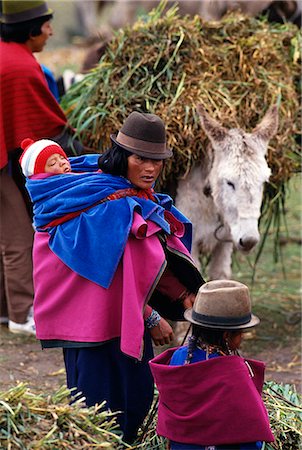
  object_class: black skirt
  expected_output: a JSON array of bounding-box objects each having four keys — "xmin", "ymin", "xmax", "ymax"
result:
[{"xmin": 63, "ymin": 330, "xmax": 154, "ymax": 443}]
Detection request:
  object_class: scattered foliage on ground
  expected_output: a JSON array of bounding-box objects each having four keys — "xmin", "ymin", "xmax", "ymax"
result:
[
  {"xmin": 263, "ymin": 381, "xmax": 302, "ymax": 450},
  {"xmin": 1, "ymin": 382, "xmax": 301, "ymax": 449},
  {"xmin": 0, "ymin": 384, "xmax": 126, "ymax": 449}
]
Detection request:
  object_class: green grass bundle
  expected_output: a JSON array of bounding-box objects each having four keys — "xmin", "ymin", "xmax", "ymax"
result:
[
  {"xmin": 62, "ymin": 1, "xmax": 300, "ymax": 181},
  {"xmin": 61, "ymin": 0, "xmax": 301, "ymax": 261},
  {"xmin": 1, "ymin": 382, "xmax": 301, "ymax": 449},
  {"xmin": 0, "ymin": 383, "xmax": 127, "ymax": 449},
  {"xmin": 263, "ymin": 381, "xmax": 302, "ymax": 450}
]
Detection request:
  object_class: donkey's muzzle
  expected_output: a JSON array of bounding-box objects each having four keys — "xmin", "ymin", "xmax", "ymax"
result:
[{"xmin": 238, "ymin": 235, "xmax": 259, "ymax": 252}]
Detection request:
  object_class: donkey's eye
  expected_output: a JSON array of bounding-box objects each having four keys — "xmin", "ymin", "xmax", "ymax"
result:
[{"xmin": 227, "ymin": 180, "xmax": 235, "ymax": 190}]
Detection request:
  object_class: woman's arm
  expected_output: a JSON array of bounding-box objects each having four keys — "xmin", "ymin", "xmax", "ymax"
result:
[
  {"xmin": 157, "ymin": 267, "xmax": 196, "ymax": 308},
  {"xmin": 144, "ymin": 307, "xmax": 174, "ymax": 346}
]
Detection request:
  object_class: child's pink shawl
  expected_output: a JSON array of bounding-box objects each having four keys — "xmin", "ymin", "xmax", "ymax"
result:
[{"xmin": 149, "ymin": 348, "xmax": 274, "ymax": 445}]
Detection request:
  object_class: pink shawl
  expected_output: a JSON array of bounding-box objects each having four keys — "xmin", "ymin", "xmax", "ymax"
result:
[
  {"xmin": 149, "ymin": 348, "xmax": 274, "ymax": 445},
  {"xmin": 33, "ymin": 213, "xmax": 193, "ymax": 360}
]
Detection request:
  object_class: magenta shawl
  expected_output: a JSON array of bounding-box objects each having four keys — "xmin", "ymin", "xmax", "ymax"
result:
[
  {"xmin": 149, "ymin": 348, "xmax": 274, "ymax": 445},
  {"xmin": 33, "ymin": 213, "xmax": 192, "ymax": 360}
]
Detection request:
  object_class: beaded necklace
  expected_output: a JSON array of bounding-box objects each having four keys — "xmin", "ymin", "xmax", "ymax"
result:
[{"xmin": 196, "ymin": 340, "xmax": 229, "ymax": 359}]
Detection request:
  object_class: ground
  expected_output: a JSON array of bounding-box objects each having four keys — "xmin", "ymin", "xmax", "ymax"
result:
[
  {"xmin": 0, "ymin": 328, "xmax": 66, "ymax": 392},
  {"xmin": 0, "ymin": 322, "xmax": 300, "ymax": 395}
]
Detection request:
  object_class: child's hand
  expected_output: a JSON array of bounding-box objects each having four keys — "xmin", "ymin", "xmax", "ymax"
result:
[{"xmin": 150, "ymin": 317, "xmax": 174, "ymax": 346}]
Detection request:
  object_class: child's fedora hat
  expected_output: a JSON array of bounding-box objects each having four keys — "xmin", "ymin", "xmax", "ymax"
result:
[
  {"xmin": 184, "ymin": 280, "xmax": 260, "ymax": 329},
  {"xmin": 110, "ymin": 111, "xmax": 173, "ymax": 160}
]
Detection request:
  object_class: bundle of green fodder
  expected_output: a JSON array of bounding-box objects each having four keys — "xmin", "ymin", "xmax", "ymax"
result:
[
  {"xmin": 263, "ymin": 381, "xmax": 302, "ymax": 449},
  {"xmin": 1, "ymin": 382, "xmax": 300, "ymax": 449},
  {"xmin": 0, "ymin": 383, "xmax": 126, "ymax": 449},
  {"xmin": 62, "ymin": 1, "xmax": 301, "ymax": 257}
]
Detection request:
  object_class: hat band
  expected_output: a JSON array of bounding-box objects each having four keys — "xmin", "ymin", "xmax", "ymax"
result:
[
  {"xmin": 116, "ymin": 131, "xmax": 166, "ymax": 155},
  {"xmin": 192, "ymin": 310, "xmax": 252, "ymax": 327},
  {"xmin": 2, "ymin": 4, "xmax": 52, "ymax": 24}
]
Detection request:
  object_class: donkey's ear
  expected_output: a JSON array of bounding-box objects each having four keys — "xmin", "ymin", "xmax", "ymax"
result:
[
  {"xmin": 252, "ymin": 105, "xmax": 279, "ymax": 142},
  {"xmin": 196, "ymin": 104, "xmax": 228, "ymax": 143}
]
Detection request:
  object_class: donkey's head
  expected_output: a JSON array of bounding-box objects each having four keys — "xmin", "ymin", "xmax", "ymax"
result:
[{"xmin": 197, "ymin": 104, "xmax": 278, "ymax": 252}]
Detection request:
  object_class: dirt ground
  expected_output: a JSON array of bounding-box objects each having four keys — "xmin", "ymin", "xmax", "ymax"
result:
[{"xmin": 0, "ymin": 323, "xmax": 301, "ymax": 395}]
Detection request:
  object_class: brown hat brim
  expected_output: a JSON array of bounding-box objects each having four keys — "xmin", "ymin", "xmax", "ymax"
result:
[
  {"xmin": 110, "ymin": 134, "xmax": 173, "ymax": 160},
  {"xmin": 184, "ymin": 308, "xmax": 260, "ymax": 330}
]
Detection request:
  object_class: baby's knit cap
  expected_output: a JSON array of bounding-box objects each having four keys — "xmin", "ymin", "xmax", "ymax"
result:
[{"xmin": 19, "ymin": 138, "xmax": 68, "ymax": 177}]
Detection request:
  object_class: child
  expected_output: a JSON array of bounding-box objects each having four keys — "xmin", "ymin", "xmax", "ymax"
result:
[
  {"xmin": 19, "ymin": 138, "xmax": 72, "ymax": 176},
  {"xmin": 149, "ymin": 279, "xmax": 274, "ymax": 450}
]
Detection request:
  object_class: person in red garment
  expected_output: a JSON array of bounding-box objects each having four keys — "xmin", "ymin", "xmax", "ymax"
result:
[{"xmin": 0, "ymin": 1, "xmax": 84, "ymax": 334}]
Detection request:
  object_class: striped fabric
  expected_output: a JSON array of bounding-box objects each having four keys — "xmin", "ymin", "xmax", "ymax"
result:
[{"xmin": 0, "ymin": 41, "xmax": 67, "ymax": 168}]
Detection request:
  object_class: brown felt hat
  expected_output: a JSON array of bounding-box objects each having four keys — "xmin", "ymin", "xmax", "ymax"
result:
[
  {"xmin": 184, "ymin": 280, "xmax": 260, "ymax": 330},
  {"xmin": 110, "ymin": 111, "xmax": 173, "ymax": 160},
  {"xmin": 1, "ymin": 1, "xmax": 53, "ymax": 24}
]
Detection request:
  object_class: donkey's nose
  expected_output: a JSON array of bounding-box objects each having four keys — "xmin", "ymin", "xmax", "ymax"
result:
[{"xmin": 239, "ymin": 236, "xmax": 258, "ymax": 252}]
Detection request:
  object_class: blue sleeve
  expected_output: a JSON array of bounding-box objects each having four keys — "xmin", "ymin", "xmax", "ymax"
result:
[
  {"xmin": 170, "ymin": 347, "xmax": 188, "ymax": 365},
  {"xmin": 41, "ymin": 64, "xmax": 60, "ymax": 102}
]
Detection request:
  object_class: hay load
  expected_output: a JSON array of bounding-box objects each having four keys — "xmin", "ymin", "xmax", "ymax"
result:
[{"xmin": 62, "ymin": 1, "xmax": 301, "ymax": 255}]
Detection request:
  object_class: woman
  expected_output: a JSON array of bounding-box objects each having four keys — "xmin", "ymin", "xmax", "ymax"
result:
[
  {"xmin": 26, "ymin": 111, "xmax": 204, "ymax": 443},
  {"xmin": 150, "ymin": 280, "xmax": 274, "ymax": 449}
]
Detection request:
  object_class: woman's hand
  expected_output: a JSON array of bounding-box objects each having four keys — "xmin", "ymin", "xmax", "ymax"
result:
[
  {"xmin": 149, "ymin": 317, "xmax": 174, "ymax": 346},
  {"xmin": 182, "ymin": 292, "xmax": 196, "ymax": 309}
]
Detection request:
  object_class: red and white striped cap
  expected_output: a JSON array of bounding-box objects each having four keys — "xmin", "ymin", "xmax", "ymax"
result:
[{"xmin": 19, "ymin": 138, "xmax": 68, "ymax": 177}]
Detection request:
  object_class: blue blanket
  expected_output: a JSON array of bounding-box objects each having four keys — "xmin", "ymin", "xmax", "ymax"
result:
[{"xmin": 26, "ymin": 155, "xmax": 192, "ymax": 288}]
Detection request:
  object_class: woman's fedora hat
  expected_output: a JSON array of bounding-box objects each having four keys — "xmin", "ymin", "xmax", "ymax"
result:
[
  {"xmin": 1, "ymin": 1, "xmax": 53, "ymax": 24},
  {"xmin": 184, "ymin": 280, "xmax": 260, "ymax": 330},
  {"xmin": 110, "ymin": 111, "xmax": 173, "ymax": 160}
]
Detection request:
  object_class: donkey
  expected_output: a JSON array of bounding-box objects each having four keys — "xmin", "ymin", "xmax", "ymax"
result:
[{"xmin": 175, "ymin": 104, "xmax": 279, "ymax": 280}]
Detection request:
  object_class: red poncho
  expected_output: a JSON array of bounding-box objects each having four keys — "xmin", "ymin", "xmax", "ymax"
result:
[
  {"xmin": 150, "ymin": 348, "xmax": 274, "ymax": 445},
  {"xmin": 0, "ymin": 41, "xmax": 67, "ymax": 168}
]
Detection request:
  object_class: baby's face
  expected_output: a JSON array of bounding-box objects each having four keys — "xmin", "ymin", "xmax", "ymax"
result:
[{"xmin": 45, "ymin": 153, "xmax": 71, "ymax": 174}]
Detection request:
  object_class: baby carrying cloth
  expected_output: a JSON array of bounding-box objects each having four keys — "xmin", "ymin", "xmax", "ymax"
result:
[{"xmin": 26, "ymin": 155, "xmax": 192, "ymax": 288}]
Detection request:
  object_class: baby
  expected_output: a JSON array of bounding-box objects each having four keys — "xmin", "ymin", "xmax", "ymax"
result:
[{"xmin": 19, "ymin": 138, "xmax": 71, "ymax": 176}]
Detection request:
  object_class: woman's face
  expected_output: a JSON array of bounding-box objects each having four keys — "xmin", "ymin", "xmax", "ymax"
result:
[
  {"xmin": 127, "ymin": 154, "xmax": 163, "ymax": 189},
  {"xmin": 29, "ymin": 20, "xmax": 53, "ymax": 52}
]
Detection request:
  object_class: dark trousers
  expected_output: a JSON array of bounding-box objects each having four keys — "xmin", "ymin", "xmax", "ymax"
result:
[
  {"xmin": 0, "ymin": 168, "xmax": 34, "ymax": 323},
  {"xmin": 63, "ymin": 332, "xmax": 154, "ymax": 443}
]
